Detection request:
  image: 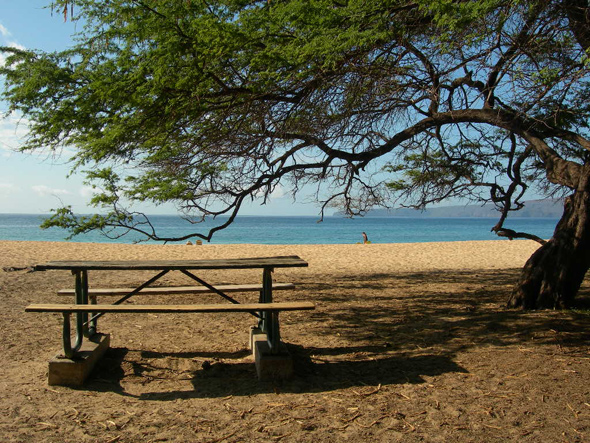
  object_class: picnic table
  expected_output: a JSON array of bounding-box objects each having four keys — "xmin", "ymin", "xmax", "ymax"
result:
[{"xmin": 27, "ymin": 256, "xmax": 314, "ymax": 383}]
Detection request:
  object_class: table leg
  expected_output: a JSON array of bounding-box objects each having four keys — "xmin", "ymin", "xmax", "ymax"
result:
[
  {"xmin": 86, "ymin": 270, "xmax": 98, "ymax": 336},
  {"xmin": 259, "ymin": 268, "xmax": 272, "ymax": 330},
  {"xmin": 66, "ymin": 271, "xmax": 86, "ymax": 356},
  {"xmin": 268, "ymin": 311, "xmax": 281, "ymax": 353},
  {"xmin": 80, "ymin": 270, "xmax": 97, "ymax": 337},
  {"xmin": 61, "ymin": 312, "xmax": 75, "ymax": 358},
  {"xmin": 260, "ymin": 267, "xmax": 281, "ymax": 354}
]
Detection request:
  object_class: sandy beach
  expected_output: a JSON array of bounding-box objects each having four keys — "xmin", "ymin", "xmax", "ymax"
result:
[{"xmin": 2, "ymin": 239, "xmax": 589, "ymax": 442}]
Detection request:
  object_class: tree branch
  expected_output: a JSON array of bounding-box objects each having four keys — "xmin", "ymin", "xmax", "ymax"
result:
[{"xmin": 495, "ymin": 228, "xmax": 547, "ymax": 245}]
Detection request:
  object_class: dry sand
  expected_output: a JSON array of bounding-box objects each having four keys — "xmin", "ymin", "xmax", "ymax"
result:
[{"xmin": 1, "ymin": 239, "xmax": 590, "ymax": 442}]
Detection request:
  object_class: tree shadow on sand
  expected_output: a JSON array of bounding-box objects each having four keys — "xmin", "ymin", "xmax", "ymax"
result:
[
  {"xmin": 306, "ymin": 268, "xmax": 590, "ymax": 353},
  {"xmin": 87, "ymin": 345, "xmax": 467, "ymax": 400},
  {"xmin": 85, "ymin": 268, "xmax": 590, "ymax": 399}
]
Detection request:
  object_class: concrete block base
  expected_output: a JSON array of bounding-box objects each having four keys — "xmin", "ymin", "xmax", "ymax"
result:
[
  {"xmin": 253, "ymin": 336, "xmax": 293, "ymax": 380},
  {"xmin": 48, "ymin": 333, "xmax": 110, "ymax": 386},
  {"xmin": 249, "ymin": 326, "xmax": 267, "ymax": 351}
]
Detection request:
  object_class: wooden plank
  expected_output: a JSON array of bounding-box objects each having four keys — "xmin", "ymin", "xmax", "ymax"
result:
[
  {"xmin": 57, "ymin": 283, "xmax": 296, "ymax": 296},
  {"xmin": 26, "ymin": 302, "xmax": 315, "ymax": 313},
  {"xmin": 35, "ymin": 256, "xmax": 308, "ymax": 271}
]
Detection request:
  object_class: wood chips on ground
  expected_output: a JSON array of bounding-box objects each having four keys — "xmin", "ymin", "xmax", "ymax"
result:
[{"xmin": 1, "ymin": 240, "xmax": 589, "ymax": 442}]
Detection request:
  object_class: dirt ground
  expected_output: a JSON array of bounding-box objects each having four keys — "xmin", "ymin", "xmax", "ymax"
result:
[{"xmin": 1, "ymin": 241, "xmax": 590, "ymax": 442}]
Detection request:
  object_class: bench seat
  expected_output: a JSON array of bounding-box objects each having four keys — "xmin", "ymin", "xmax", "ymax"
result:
[
  {"xmin": 26, "ymin": 301, "xmax": 315, "ymax": 314},
  {"xmin": 57, "ymin": 282, "xmax": 295, "ymax": 296}
]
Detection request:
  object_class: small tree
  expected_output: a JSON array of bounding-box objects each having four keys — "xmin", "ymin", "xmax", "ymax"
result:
[{"xmin": 2, "ymin": 0, "xmax": 589, "ymax": 308}]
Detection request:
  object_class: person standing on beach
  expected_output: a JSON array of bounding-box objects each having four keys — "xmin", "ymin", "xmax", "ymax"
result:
[{"xmin": 362, "ymin": 232, "xmax": 369, "ymax": 244}]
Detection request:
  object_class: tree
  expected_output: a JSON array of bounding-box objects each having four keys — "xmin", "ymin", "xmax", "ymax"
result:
[{"xmin": 1, "ymin": 0, "xmax": 589, "ymax": 309}]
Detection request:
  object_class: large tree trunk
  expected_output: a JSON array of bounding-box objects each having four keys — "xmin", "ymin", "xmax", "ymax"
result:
[
  {"xmin": 508, "ymin": 178, "xmax": 590, "ymax": 309},
  {"xmin": 563, "ymin": 0, "xmax": 590, "ymax": 51}
]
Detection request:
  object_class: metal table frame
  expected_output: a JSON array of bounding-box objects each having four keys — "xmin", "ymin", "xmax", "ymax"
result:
[{"xmin": 35, "ymin": 256, "xmax": 308, "ymax": 358}]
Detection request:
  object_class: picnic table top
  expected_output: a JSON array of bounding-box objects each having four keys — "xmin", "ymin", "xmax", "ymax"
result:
[{"xmin": 34, "ymin": 255, "xmax": 308, "ymax": 271}]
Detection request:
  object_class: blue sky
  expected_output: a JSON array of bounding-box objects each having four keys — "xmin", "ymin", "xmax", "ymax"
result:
[{"xmin": 0, "ymin": 2, "xmax": 320, "ymax": 215}]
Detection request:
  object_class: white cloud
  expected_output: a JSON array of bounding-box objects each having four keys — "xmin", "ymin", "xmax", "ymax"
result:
[
  {"xmin": 0, "ymin": 23, "xmax": 25, "ymax": 68},
  {"xmin": 6, "ymin": 40, "xmax": 26, "ymax": 51},
  {"xmin": 79, "ymin": 186, "xmax": 95, "ymax": 198},
  {"xmin": 0, "ymin": 183, "xmax": 18, "ymax": 195},
  {"xmin": 32, "ymin": 185, "xmax": 71, "ymax": 197},
  {"xmin": 254, "ymin": 183, "xmax": 287, "ymax": 200},
  {"xmin": 0, "ymin": 113, "xmax": 29, "ymax": 152},
  {"xmin": 0, "ymin": 23, "xmax": 10, "ymax": 38},
  {"xmin": 270, "ymin": 184, "xmax": 286, "ymax": 199}
]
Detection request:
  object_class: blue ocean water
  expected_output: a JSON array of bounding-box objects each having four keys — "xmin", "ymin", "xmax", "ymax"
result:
[{"xmin": 0, "ymin": 213, "xmax": 559, "ymax": 245}]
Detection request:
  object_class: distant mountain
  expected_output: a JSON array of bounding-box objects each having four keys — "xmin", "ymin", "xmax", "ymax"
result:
[{"xmin": 333, "ymin": 199, "xmax": 564, "ymax": 218}]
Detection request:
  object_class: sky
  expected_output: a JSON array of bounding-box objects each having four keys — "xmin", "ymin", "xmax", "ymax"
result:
[{"xmin": 0, "ymin": 2, "xmax": 320, "ymax": 216}]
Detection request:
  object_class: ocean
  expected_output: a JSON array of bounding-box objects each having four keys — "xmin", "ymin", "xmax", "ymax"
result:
[{"xmin": 0, "ymin": 213, "xmax": 559, "ymax": 245}]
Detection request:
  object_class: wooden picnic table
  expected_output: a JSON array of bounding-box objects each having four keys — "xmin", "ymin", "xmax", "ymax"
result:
[
  {"xmin": 34, "ymin": 256, "xmax": 309, "ymax": 271},
  {"xmin": 31, "ymin": 256, "xmax": 310, "ymax": 358}
]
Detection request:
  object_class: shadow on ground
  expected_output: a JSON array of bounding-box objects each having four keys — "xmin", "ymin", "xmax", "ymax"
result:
[
  {"xmin": 86, "ymin": 268, "xmax": 590, "ymax": 399},
  {"xmin": 87, "ymin": 345, "xmax": 467, "ymax": 400},
  {"xmin": 306, "ymin": 268, "xmax": 590, "ymax": 353}
]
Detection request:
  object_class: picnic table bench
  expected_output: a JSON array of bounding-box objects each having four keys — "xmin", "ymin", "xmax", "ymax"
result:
[
  {"xmin": 56, "ymin": 282, "xmax": 296, "ymax": 296},
  {"xmin": 26, "ymin": 256, "xmax": 313, "ymax": 385}
]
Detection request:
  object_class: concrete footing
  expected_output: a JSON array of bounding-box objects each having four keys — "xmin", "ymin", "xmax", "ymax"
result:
[
  {"xmin": 48, "ymin": 333, "xmax": 110, "ymax": 386},
  {"xmin": 46, "ymin": 327, "xmax": 294, "ymax": 386},
  {"xmin": 249, "ymin": 326, "xmax": 267, "ymax": 350},
  {"xmin": 250, "ymin": 327, "xmax": 293, "ymax": 380}
]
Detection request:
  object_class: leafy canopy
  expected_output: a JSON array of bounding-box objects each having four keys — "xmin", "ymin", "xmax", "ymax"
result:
[{"xmin": 1, "ymin": 0, "xmax": 589, "ymax": 242}]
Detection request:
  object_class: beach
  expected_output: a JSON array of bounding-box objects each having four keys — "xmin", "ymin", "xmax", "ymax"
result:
[{"xmin": 2, "ymin": 239, "xmax": 589, "ymax": 442}]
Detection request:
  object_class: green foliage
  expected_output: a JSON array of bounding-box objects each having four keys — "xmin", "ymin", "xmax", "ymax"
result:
[
  {"xmin": 417, "ymin": 0, "xmax": 501, "ymax": 26},
  {"xmin": 40, "ymin": 206, "xmax": 133, "ymax": 239},
  {"xmin": 383, "ymin": 145, "xmax": 482, "ymax": 205},
  {"xmin": 2, "ymin": 0, "xmax": 589, "ymax": 242}
]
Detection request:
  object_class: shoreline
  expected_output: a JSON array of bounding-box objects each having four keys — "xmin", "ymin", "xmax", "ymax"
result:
[
  {"xmin": 0, "ymin": 238, "xmax": 545, "ymax": 246},
  {"xmin": 1, "ymin": 239, "xmax": 541, "ymax": 275}
]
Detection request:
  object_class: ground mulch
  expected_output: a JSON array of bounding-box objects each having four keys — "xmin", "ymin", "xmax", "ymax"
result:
[{"xmin": 1, "ymin": 242, "xmax": 590, "ymax": 442}]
